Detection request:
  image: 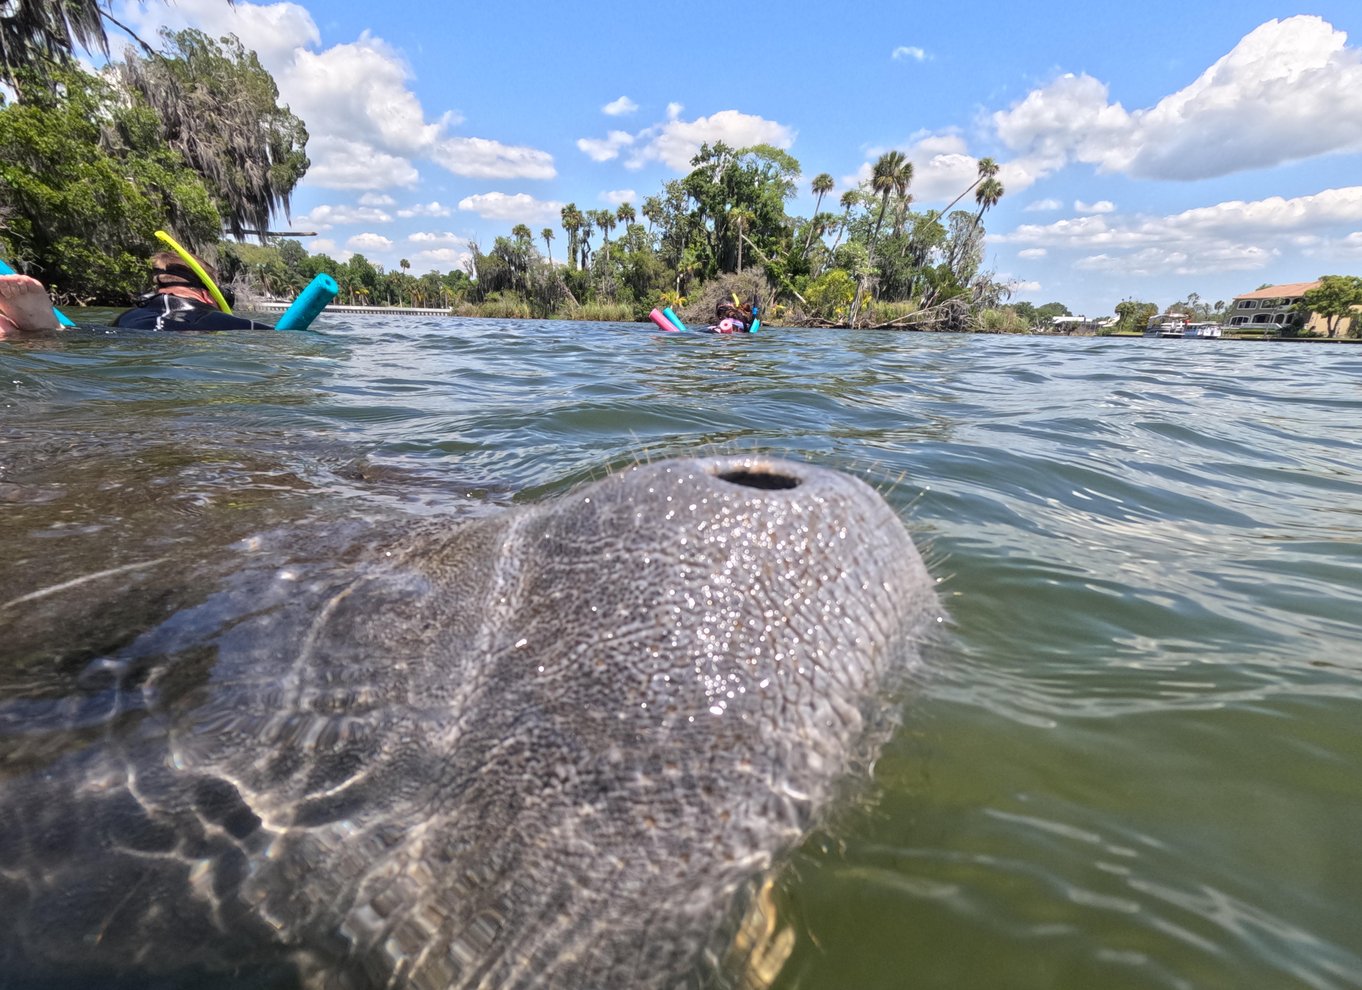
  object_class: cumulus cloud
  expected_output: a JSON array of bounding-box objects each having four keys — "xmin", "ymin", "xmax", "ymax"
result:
[
  {"xmin": 992, "ymin": 15, "xmax": 1362, "ymax": 181},
  {"xmin": 601, "ymin": 189, "xmax": 638, "ymax": 206},
  {"xmin": 999, "ymin": 185, "xmax": 1362, "ymax": 276},
  {"xmin": 845, "ymin": 132, "xmax": 1039, "ymax": 208},
  {"xmin": 1018, "ymin": 248, "xmax": 1048, "ymax": 259},
  {"xmin": 296, "ymin": 203, "xmax": 393, "ymax": 229},
  {"xmin": 892, "ymin": 46, "xmax": 928, "ymax": 61},
  {"xmin": 303, "ymin": 137, "xmax": 420, "ymax": 190},
  {"xmin": 396, "ymin": 202, "xmax": 453, "ymax": 218},
  {"xmin": 457, "ymin": 192, "xmax": 565, "ymax": 223},
  {"xmin": 347, "ymin": 232, "xmax": 394, "ymax": 252},
  {"xmin": 626, "ymin": 110, "xmax": 796, "ymax": 171},
  {"xmin": 602, "ymin": 95, "xmax": 638, "ymax": 116},
  {"xmin": 113, "ymin": 0, "xmax": 555, "ymax": 193},
  {"xmin": 1010, "ymin": 280, "xmax": 1042, "ymax": 292},
  {"xmin": 1075, "ymin": 199, "xmax": 1116, "ymax": 214},
  {"xmin": 412, "ymin": 247, "xmax": 472, "ymax": 271},
  {"xmin": 1026, "ymin": 198, "xmax": 1062, "ymax": 211},
  {"xmin": 359, "ymin": 193, "xmax": 396, "ymax": 207},
  {"xmin": 577, "ymin": 131, "xmax": 635, "ymax": 163},
  {"xmin": 433, "ymin": 137, "xmax": 556, "ymax": 180},
  {"xmin": 409, "ymin": 231, "xmax": 464, "ymax": 245}
]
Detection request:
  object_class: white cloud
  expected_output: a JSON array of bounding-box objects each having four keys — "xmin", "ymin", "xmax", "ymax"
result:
[
  {"xmin": 1026, "ymin": 198, "xmax": 1063, "ymax": 212},
  {"xmin": 432, "ymin": 137, "xmax": 556, "ymax": 180},
  {"xmin": 1304, "ymin": 231, "xmax": 1362, "ymax": 258},
  {"xmin": 412, "ymin": 248, "xmax": 472, "ymax": 271},
  {"xmin": 601, "ymin": 189, "xmax": 638, "ymax": 206},
  {"xmin": 1018, "ymin": 248, "xmax": 1048, "ymax": 259},
  {"xmin": 457, "ymin": 192, "xmax": 564, "ymax": 223},
  {"xmin": 892, "ymin": 46, "xmax": 928, "ymax": 62},
  {"xmin": 577, "ymin": 131, "xmax": 635, "ymax": 163},
  {"xmin": 308, "ymin": 238, "xmax": 338, "ymax": 256},
  {"xmin": 409, "ymin": 231, "xmax": 464, "ymax": 245},
  {"xmin": 999, "ymin": 185, "xmax": 1362, "ymax": 277},
  {"xmin": 303, "ymin": 137, "xmax": 421, "ymax": 190},
  {"xmin": 666, "ymin": 102, "xmax": 684, "ymax": 120},
  {"xmin": 1010, "ymin": 280, "xmax": 1042, "ymax": 292},
  {"xmin": 845, "ymin": 132, "xmax": 1038, "ymax": 209},
  {"xmin": 396, "ymin": 202, "xmax": 453, "ymax": 218},
  {"xmin": 113, "ymin": 0, "xmax": 318, "ymax": 73},
  {"xmin": 1075, "ymin": 199, "xmax": 1116, "ymax": 214},
  {"xmin": 1074, "ymin": 245, "xmax": 1275, "ymax": 277},
  {"xmin": 113, "ymin": 0, "xmax": 555, "ymax": 196},
  {"xmin": 602, "ymin": 95, "xmax": 638, "ymax": 116},
  {"xmin": 358, "ymin": 192, "xmax": 396, "ymax": 207},
  {"xmin": 992, "ymin": 16, "xmax": 1362, "ymax": 181},
  {"xmin": 627, "ymin": 110, "xmax": 795, "ymax": 171},
  {"xmin": 296, "ymin": 203, "xmax": 393, "ymax": 229},
  {"xmin": 347, "ymin": 232, "xmax": 394, "ymax": 252}
]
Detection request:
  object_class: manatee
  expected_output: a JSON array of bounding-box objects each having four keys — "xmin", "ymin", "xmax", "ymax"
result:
[{"xmin": 0, "ymin": 455, "xmax": 937, "ymax": 989}]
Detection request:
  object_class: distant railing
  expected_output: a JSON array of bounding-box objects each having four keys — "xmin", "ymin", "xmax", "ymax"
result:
[{"xmin": 254, "ymin": 301, "xmax": 452, "ymax": 317}]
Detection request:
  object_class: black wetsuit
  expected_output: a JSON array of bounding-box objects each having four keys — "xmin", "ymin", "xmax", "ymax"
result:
[{"xmin": 114, "ymin": 293, "xmax": 273, "ymax": 331}]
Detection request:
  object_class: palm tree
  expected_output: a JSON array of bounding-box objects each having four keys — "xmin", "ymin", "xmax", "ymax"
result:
[
  {"xmin": 593, "ymin": 209, "xmax": 616, "ymax": 263},
  {"xmin": 972, "ymin": 176, "xmax": 1005, "ymax": 227},
  {"xmin": 803, "ymin": 172, "xmax": 835, "ymax": 258},
  {"xmin": 851, "ymin": 151, "xmax": 912, "ymax": 326},
  {"xmin": 942, "ymin": 157, "xmax": 999, "ymax": 216},
  {"xmin": 578, "ymin": 214, "xmax": 594, "ymax": 270},
  {"xmin": 829, "ymin": 190, "xmax": 858, "ymax": 253},
  {"xmin": 511, "ymin": 224, "xmax": 533, "ymax": 245},
  {"xmin": 615, "ymin": 202, "xmax": 636, "ymax": 228},
  {"xmin": 560, "ymin": 204, "xmax": 582, "ymax": 271},
  {"xmin": 541, "ymin": 227, "xmax": 554, "ymax": 265},
  {"xmin": 641, "ymin": 195, "xmax": 663, "ymax": 235},
  {"xmin": 869, "ymin": 151, "xmax": 912, "ymax": 255}
]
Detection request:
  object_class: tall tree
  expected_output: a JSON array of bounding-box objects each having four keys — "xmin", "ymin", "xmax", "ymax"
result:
[
  {"xmin": 829, "ymin": 190, "xmax": 858, "ymax": 253},
  {"xmin": 972, "ymin": 176, "xmax": 1005, "ymax": 227},
  {"xmin": 1300, "ymin": 275, "xmax": 1362, "ymax": 337},
  {"xmin": 802, "ymin": 172, "xmax": 834, "ymax": 257},
  {"xmin": 850, "ymin": 151, "xmax": 912, "ymax": 325},
  {"xmin": 615, "ymin": 201, "xmax": 635, "ymax": 228},
  {"xmin": 540, "ymin": 227, "xmax": 554, "ymax": 265},
  {"xmin": 117, "ymin": 28, "xmax": 309, "ymax": 245},
  {"xmin": 942, "ymin": 157, "xmax": 999, "ymax": 215},
  {"xmin": 559, "ymin": 203, "xmax": 582, "ymax": 271}
]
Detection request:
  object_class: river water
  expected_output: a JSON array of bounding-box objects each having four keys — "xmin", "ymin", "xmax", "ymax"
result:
[{"xmin": 2, "ymin": 316, "xmax": 1360, "ymax": 989}]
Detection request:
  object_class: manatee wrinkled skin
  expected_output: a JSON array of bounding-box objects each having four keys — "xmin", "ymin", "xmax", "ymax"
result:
[{"xmin": 0, "ymin": 456, "xmax": 936, "ymax": 989}]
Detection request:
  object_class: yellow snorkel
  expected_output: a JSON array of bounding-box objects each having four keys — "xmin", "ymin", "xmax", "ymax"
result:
[{"xmin": 154, "ymin": 230, "xmax": 233, "ymax": 313}]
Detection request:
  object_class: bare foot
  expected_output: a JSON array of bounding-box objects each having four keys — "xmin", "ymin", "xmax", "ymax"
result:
[{"xmin": 0, "ymin": 274, "xmax": 60, "ymax": 336}]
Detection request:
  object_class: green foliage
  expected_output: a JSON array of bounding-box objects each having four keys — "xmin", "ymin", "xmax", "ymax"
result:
[
  {"xmin": 0, "ymin": 62, "xmax": 219, "ymax": 302},
  {"xmin": 803, "ymin": 269, "xmax": 857, "ymax": 320},
  {"xmin": 1300, "ymin": 275, "xmax": 1362, "ymax": 338},
  {"xmin": 1113, "ymin": 299, "xmax": 1157, "ymax": 333}
]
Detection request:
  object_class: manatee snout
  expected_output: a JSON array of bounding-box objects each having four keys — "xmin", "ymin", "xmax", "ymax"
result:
[{"xmin": 0, "ymin": 455, "xmax": 938, "ymax": 990}]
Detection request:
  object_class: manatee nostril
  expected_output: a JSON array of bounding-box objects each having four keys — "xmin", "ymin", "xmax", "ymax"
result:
[{"xmin": 715, "ymin": 468, "xmax": 800, "ymax": 491}]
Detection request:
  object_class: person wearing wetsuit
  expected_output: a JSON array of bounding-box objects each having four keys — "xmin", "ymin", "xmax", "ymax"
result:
[{"xmin": 114, "ymin": 251, "xmax": 273, "ymax": 331}]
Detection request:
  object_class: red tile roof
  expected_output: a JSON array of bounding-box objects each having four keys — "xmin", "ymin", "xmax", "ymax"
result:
[{"xmin": 1232, "ymin": 280, "xmax": 1321, "ymax": 301}]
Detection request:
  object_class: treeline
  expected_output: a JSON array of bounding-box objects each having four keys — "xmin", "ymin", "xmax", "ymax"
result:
[{"xmin": 454, "ymin": 143, "xmax": 1018, "ymax": 329}]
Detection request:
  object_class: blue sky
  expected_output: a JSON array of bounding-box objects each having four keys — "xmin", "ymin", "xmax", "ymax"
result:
[{"xmin": 101, "ymin": 0, "xmax": 1362, "ymax": 315}]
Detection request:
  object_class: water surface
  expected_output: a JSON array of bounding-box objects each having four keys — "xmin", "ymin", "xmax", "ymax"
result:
[{"xmin": 2, "ymin": 317, "xmax": 1359, "ymax": 989}]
